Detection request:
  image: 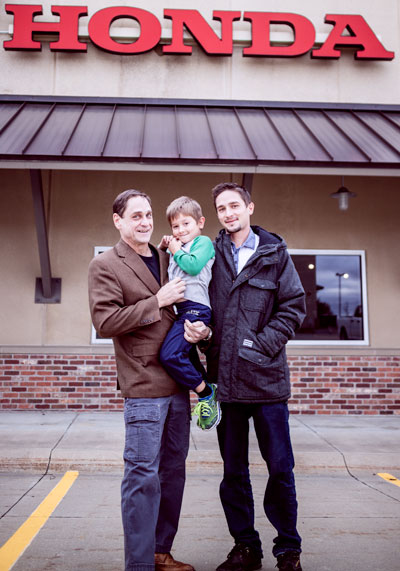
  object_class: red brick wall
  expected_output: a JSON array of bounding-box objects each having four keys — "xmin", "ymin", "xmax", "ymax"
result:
[
  {"xmin": 288, "ymin": 356, "xmax": 400, "ymax": 415},
  {"xmin": 0, "ymin": 354, "xmax": 121, "ymax": 411},
  {"xmin": 0, "ymin": 353, "xmax": 399, "ymax": 414}
]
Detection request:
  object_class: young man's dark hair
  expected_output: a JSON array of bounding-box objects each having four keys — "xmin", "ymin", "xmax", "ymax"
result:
[
  {"xmin": 211, "ymin": 182, "xmax": 252, "ymax": 207},
  {"xmin": 112, "ymin": 189, "xmax": 152, "ymax": 217}
]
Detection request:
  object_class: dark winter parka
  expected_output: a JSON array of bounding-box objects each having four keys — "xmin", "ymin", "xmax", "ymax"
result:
[{"xmin": 206, "ymin": 226, "xmax": 306, "ymax": 403}]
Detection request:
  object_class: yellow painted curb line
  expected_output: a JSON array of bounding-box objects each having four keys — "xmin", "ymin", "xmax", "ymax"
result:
[
  {"xmin": 377, "ymin": 472, "xmax": 400, "ymax": 488},
  {"xmin": 0, "ymin": 471, "xmax": 79, "ymax": 570}
]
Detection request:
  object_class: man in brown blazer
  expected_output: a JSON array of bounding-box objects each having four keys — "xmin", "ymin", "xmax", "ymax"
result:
[{"xmin": 88, "ymin": 189, "xmax": 195, "ymax": 571}]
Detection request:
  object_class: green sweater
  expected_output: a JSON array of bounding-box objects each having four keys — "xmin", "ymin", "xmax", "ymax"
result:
[{"xmin": 173, "ymin": 235, "xmax": 215, "ymax": 275}]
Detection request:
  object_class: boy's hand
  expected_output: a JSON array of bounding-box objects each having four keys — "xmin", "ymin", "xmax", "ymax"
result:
[
  {"xmin": 156, "ymin": 278, "xmax": 186, "ymax": 308},
  {"xmin": 168, "ymin": 237, "xmax": 182, "ymax": 255},
  {"xmin": 158, "ymin": 235, "xmax": 172, "ymax": 250}
]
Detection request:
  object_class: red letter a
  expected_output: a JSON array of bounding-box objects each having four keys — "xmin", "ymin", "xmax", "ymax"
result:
[{"xmin": 312, "ymin": 15, "xmax": 394, "ymax": 60}]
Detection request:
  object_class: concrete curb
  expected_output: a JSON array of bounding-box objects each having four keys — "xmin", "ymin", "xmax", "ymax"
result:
[
  {"xmin": 2, "ymin": 451, "xmax": 399, "ymax": 474},
  {"xmin": 1, "ymin": 412, "xmax": 399, "ymax": 475}
]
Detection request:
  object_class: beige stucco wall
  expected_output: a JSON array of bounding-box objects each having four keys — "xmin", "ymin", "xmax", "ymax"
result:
[
  {"xmin": 1, "ymin": 0, "xmax": 399, "ymax": 104},
  {"xmin": 0, "ymin": 169, "xmax": 399, "ymax": 349},
  {"xmin": 1, "ymin": 1, "xmax": 399, "ymax": 351}
]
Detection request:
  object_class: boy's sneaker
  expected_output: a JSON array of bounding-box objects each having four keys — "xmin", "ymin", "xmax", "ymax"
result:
[
  {"xmin": 192, "ymin": 383, "xmax": 221, "ymax": 430},
  {"xmin": 276, "ymin": 551, "xmax": 302, "ymax": 570}
]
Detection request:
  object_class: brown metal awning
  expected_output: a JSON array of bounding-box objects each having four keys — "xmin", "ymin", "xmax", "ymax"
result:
[{"xmin": 1, "ymin": 95, "xmax": 400, "ymax": 173}]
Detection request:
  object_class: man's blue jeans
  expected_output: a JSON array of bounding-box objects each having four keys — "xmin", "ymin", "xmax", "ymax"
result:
[
  {"xmin": 121, "ymin": 391, "xmax": 191, "ymax": 571},
  {"xmin": 217, "ymin": 401, "xmax": 301, "ymax": 558}
]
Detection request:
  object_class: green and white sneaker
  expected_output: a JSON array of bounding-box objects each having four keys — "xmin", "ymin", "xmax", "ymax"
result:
[{"xmin": 192, "ymin": 383, "xmax": 221, "ymax": 430}]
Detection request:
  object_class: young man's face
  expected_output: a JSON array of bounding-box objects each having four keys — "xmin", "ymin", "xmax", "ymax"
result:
[
  {"xmin": 170, "ymin": 213, "xmax": 205, "ymax": 244},
  {"xmin": 113, "ymin": 196, "xmax": 153, "ymax": 251},
  {"xmin": 215, "ymin": 190, "xmax": 254, "ymax": 235}
]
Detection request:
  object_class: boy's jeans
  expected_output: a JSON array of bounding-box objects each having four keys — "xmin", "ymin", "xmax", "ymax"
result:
[
  {"xmin": 160, "ymin": 300, "xmax": 212, "ymax": 391},
  {"xmin": 217, "ymin": 401, "xmax": 302, "ymax": 558},
  {"xmin": 121, "ymin": 391, "xmax": 191, "ymax": 571}
]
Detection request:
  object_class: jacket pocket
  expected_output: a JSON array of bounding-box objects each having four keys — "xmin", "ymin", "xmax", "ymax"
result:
[
  {"xmin": 243, "ymin": 278, "xmax": 276, "ymax": 311},
  {"xmin": 128, "ymin": 343, "xmax": 158, "ymax": 356},
  {"xmin": 125, "ymin": 342, "xmax": 160, "ymax": 370},
  {"xmin": 234, "ymin": 345, "xmax": 287, "ymax": 399},
  {"xmin": 123, "ymin": 402, "xmax": 161, "ymax": 462}
]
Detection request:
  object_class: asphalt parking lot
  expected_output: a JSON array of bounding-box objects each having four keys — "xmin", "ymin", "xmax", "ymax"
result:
[{"xmin": 0, "ymin": 413, "xmax": 399, "ymax": 570}]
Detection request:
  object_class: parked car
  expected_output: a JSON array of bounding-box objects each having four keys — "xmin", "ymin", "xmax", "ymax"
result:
[{"xmin": 337, "ymin": 305, "xmax": 363, "ymax": 340}]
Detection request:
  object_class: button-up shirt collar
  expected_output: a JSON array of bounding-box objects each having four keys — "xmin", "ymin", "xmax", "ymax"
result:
[{"xmin": 230, "ymin": 228, "xmax": 259, "ymax": 274}]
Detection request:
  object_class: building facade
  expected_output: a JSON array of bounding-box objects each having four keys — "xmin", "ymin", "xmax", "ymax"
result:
[{"xmin": 0, "ymin": 0, "xmax": 399, "ymax": 414}]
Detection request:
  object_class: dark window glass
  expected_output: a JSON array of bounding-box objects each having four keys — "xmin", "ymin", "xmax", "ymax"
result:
[{"xmin": 291, "ymin": 253, "xmax": 365, "ymax": 341}]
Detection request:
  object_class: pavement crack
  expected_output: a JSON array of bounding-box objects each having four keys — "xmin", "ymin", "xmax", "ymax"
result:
[
  {"xmin": 0, "ymin": 413, "xmax": 80, "ymax": 519},
  {"xmin": 295, "ymin": 417, "xmax": 400, "ymax": 504},
  {"xmin": 190, "ymin": 431, "xmax": 198, "ymax": 450},
  {"xmin": 189, "ymin": 419, "xmax": 198, "ymax": 450}
]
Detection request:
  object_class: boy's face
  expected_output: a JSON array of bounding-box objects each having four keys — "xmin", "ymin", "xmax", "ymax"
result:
[{"xmin": 170, "ymin": 213, "xmax": 205, "ymax": 244}]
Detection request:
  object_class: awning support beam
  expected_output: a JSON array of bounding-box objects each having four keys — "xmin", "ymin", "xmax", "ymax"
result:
[
  {"xmin": 30, "ymin": 169, "xmax": 61, "ymax": 303},
  {"xmin": 241, "ymin": 173, "xmax": 254, "ymax": 194}
]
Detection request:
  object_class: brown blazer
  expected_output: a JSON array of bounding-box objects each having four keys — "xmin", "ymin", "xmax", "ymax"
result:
[{"xmin": 88, "ymin": 239, "xmax": 179, "ymax": 398}]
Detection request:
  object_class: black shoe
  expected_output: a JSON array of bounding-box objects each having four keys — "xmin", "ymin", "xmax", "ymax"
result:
[
  {"xmin": 276, "ymin": 551, "xmax": 302, "ymax": 571},
  {"xmin": 216, "ymin": 543, "xmax": 262, "ymax": 571}
]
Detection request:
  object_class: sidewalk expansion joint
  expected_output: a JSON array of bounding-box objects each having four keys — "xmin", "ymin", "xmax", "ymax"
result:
[
  {"xmin": 294, "ymin": 417, "xmax": 400, "ymax": 504},
  {"xmin": 190, "ymin": 429, "xmax": 198, "ymax": 451},
  {"xmin": 0, "ymin": 412, "xmax": 80, "ymax": 520}
]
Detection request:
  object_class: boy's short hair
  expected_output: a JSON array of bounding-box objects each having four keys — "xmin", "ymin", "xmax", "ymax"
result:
[
  {"xmin": 166, "ymin": 196, "xmax": 203, "ymax": 224},
  {"xmin": 113, "ymin": 189, "xmax": 151, "ymax": 217},
  {"xmin": 211, "ymin": 182, "xmax": 252, "ymax": 207}
]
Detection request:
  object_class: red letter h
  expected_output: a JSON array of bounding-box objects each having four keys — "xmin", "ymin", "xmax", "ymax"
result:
[{"xmin": 4, "ymin": 4, "xmax": 88, "ymax": 51}]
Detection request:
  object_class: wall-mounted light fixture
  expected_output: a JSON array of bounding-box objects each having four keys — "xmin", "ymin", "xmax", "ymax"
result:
[{"xmin": 331, "ymin": 177, "xmax": 356, "ymax": 211}]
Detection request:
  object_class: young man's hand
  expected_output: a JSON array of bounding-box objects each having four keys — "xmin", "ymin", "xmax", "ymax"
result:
[
  {"xmin": 184, "ymin": 320, "xmax": 210, "ymax": 343},
  {"xmin": 156, "ymin": 277, "xmax": 186, "ymax": 308},
  {"xmin": 168, "ymin": 237, "xmax": 182, "ymax": 255}
]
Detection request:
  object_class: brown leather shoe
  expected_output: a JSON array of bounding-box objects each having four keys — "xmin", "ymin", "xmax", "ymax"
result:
[{"xmin": 155, "ymin": 552, "xmax": 195, "ymax": 571}]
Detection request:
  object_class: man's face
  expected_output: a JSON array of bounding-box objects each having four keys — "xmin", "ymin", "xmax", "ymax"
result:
[
  {"xmin": 215, "ymin": 190, "xmax": 254, "ymax": 235},
  {"xmin": 113, "ymin": 196, "xmax": 153, "ymax": 250}
]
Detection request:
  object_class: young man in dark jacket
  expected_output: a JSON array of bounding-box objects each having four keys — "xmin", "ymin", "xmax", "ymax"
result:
[{"xmin": 184, "ymin": 183, "xmax": 306, "ymax": 571}]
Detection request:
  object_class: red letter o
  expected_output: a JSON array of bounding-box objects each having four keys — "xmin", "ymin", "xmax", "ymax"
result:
[{"xmin": 88, "ymin": 7, "xmax": 161, "ymax": 54}]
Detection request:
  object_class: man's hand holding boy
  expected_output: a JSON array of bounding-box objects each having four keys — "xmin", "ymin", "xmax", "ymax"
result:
[{"xmin": 156, "ymin": 277, "xmax": 186, "ymax": 308}]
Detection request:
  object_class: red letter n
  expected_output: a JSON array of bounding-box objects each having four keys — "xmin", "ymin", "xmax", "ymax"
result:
[
  {"xmin": 163, "ymin": 9, "xmax": 241, "ymax": 55},
  {"xmin": 4, "ymin": 4, "xmax": 88, "ymax": 52}
]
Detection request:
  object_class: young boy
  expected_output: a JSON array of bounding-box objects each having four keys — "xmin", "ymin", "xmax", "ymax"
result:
[{"xmin": 159, "ymin": 196, "xmax": 221, "ymax": 430}]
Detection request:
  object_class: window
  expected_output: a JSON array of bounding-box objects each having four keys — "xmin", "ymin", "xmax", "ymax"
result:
[
  {"xmin": 288, "ymin": 250, "xmax": 369, "ymax": 345},
  {"xmin": 91, "ymin": 246, "xmax": 113, "ymax": 344},
  {"xmin": 91, "ymin": 247, "xmax": 369, "ymax": 346}
]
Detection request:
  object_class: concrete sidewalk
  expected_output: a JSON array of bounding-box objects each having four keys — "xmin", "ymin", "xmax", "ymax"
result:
[
  {"xmin": 0, "ymin": 411, "xmax": 399, "ymax": 475},
  {"xmin": 1, "ymin": 412, "xmax": 400, "ymax": 571}
]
